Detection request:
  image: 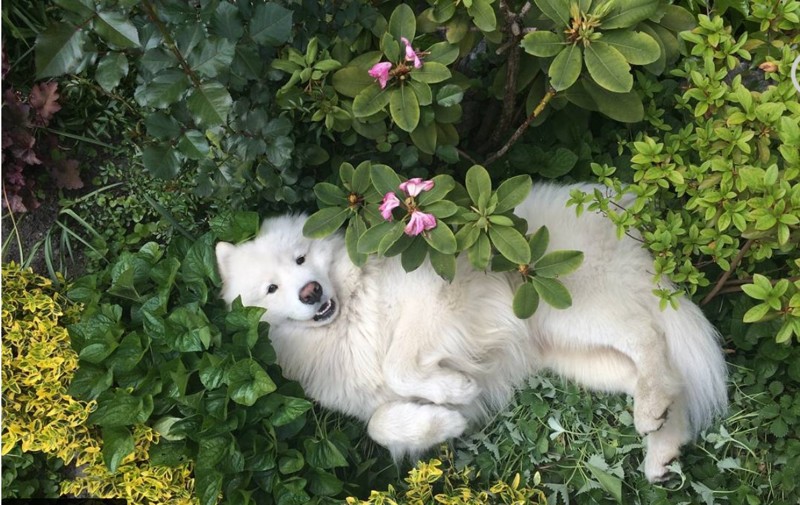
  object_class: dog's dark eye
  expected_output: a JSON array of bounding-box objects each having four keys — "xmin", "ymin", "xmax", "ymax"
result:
[
  {"xmin": 296, "ymin": 255, "xmax": 306, "ymax": 265},
  {"xmin": 267, "ymin": 284, "xmax": 278, "ymax": 294}
]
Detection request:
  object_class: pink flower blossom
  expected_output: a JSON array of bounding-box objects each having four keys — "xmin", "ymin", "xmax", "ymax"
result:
[
  {"xmin": 379, "ymin": 192, "xmax": 401, "ymax": 220},
  {"xmin": 401, "ymin": 37, "xmax": 423, "ymax": 69},
  {"xmin": 404, "ymin": 210, "xmax": 437, "ymax": 236},
  {"xmin": 368, "ymin": 61, "xmax": 393, "ymax": 89},
  {"xmin": 398, "ymin": 177, "xmax": 434, "ymax": 197}
]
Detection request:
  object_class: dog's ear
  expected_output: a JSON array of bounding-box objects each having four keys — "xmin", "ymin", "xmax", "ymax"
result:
[{"xmin": 215, "ymin": 242, "xmax": 235, "ymax": 281}]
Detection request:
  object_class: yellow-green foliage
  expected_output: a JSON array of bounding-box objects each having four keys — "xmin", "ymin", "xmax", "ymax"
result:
[
  {"xmin": 347, "ymin": 453, "xmax": 546, "ymax": 505},
  {"xmin": 1, "ymin": 263, "xmax": 197, "ymax": 504}
]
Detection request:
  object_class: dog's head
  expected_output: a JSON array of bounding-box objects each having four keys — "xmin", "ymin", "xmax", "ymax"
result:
[{"xmin": 216, "ymin": 215, "xmax": 340, "ymax": 327}]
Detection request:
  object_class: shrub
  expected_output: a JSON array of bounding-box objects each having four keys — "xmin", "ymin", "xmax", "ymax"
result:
[{"xmin": 1, "ymin": 263, "xmax": 197, "ymax": 504}]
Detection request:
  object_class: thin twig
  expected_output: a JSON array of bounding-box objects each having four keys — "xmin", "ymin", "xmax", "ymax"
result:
[
  {"xmin": 483, "ymin": 87, "xmax": 557, "ymax": 166},
  {"xmin": 457, "ymin": 148, "xmax": 480, "ymax": 165},
  {"xmin": 701, "ymin": 239, "xmax": 754, "ymax": 305}
]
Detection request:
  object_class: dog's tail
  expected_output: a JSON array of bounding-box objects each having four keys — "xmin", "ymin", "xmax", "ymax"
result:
[{"xmin": 659, "ymin": 301, "xmax": 728, "ymax": 434}]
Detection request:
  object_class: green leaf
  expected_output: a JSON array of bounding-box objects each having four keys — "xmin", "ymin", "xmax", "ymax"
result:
[
  {"xmin": 426, "ymin": 41, "xmax": 459, "ymax": 65},
  {"xmin": 549, "ymin": 45, "xmax": 582, "ymax": 91},
  {"xmin": 601, "ymin": 0, "xmax": 660, "ymax": 29},
  {"xmin": 466, "ymin": 165, "xmax": 492, "ymax": 206},
  {"xmin": 353, "ymin": 84, "xmax": 392, "ymax": 118},
  {"xmin": 195, "ymin": 468, "xmax": 223, "ymax": 505},
  {"xmin": 370, "ymin": 164, "xmax": 402, "ymax": 196},
  {"xmin": 513, "ymin": 282, "xmax": 540, "ymax": 318},
  {"xmin": 314, "ymin": 183, "xmax": 348, "ymax": 207},
  {"xmin": 358, "ymin": 221, "xmax": 395, "ymax": 254},
  {"xmin": 388, "ymin": 3, "xmax": 416, "ymax": 43},
  {"xmin": 134, "ymin": 69, "xmax": 189, "ymax": 109},
  {"xmin": 305, "ymin": 438, "xmax": 348, "ymax": 469},
  {"xmin": 417, "ymin": 175, "xmax": 456, "ymax": 205},
  {"xmin": 103, "ymin": 426, "xmax": 134, "ymax": 473},
  {"xmin": 410, "ymin": 121, "xmax": 437, "ymax": 155},
  {"xmin": 410, "ymin": 62, "xmax": 452, "ymax": 84},
  {"xmin": 467, "ymin": 0, "xmax": 497, "ymax": 32},
  {"xmin": 494, "ymin": 175, "xmax": 532, "ymax": 213},
  {"xmin": 166, "ymin": 303, "xmax": 213, "ymax": 352},
  {"xmin": 378, "ymin": 222, "xmax": 406, "ymax": 256},
  {"xmin": 95, "ymin": 52, "xmax": 129, "ymax": 92},
  {"xmin": 423, "ymin": 222, "xmax": 457, "ymax": 254},
  {"xmin": 742, "ymin": 303, "xmax": 770, "ymax": 323},
  {"xmin": 401, "ymin": 237, "xmax": 428, "ymax": 272},
  {"xmin": 489, "ymin": 226, "xmax": 531, "ymax": 265},
  {"xmin": 331, "ymin": 52, "xmax": 383, "ymax": 97},
  {"xmin": 528, "ymin": 226, "xmax": 550, "ymax": 262},
  {"xmin": 211, "ymin": 1, "xmax": 245, "ymax": 39},
  {"xmin": 586, "ymin": 461, "xmax": 623, "ymax": 502},
  {"xmin": 88, "ymin": 389, "xmax": 149, "ymax": 427},
  {"xmin": 584, "ymin": 41, "xmax": 632, "ymax": 93},
  {"xmin": 429, "ymin": 249, "xmax": 457, "ymax": 281},
  {"xmin": 35, "ymin": 22, "xmax": 88, "ymax": 78},
  {"xmin": 436, "ymin": 84, "xmax": 464, "ymax": 106},
  {"xmin": 177, "ymin": 130, "xmax": 210, "ymax": 160},
  {"xmin": 468, "ymin": 232, "xmax": 491, "ymax": 270},
  {"xmin": 272, "ymin": 396, "xmax": 313, "ymax": 426},
  {"xmin": 191, "ymin": 37, "xmax": 236, "ymax": 79},
  {"xmin": 68, "ymin": 363, "xmax": 113, "ymax": 400},
  {"xmin": 209, "ymin": 211, "xmax": 259, "ymax": 242},
  {"xmin": 250, "ymin": 3, "xmax": 293, "ymax": 46},
  {"xmin": 534, "ymin": 0, "xmax": 571, "ymax": 26},
  {"xmin": 95, "ymin": 11, "xmax": 141, "ymax": 48},
  {"xmin": 534, "ymin": 250, "xmax": 584, "ymax": 277},
  {"xmin": 521, "ymin": 31, "xmax": 565, "ymax": 57},
  {"xmin": 198, "ymin": 353, "xmax": 227, "ymax": 390},
  {"xmin": 531, "ymin": 276, "xmax": 572, "ymax": 309},
  {"xmin": 228, "ymin": 359, "xmax": 277, "ymax": 406},
  {"xmin": 600, "ymin": 31, "xmax": 660, "ymax": 65},
  {"xmin": 303, "ymin": 207, "xmax": 349, "ymax": 239},
  {"xmin": 390, "ymin": 86, "xmax": 420, "ymax": 132},
  {"xmin": 582, "ymin": 79, "xmax": 643, "ymax": 123},
  {"xmin": 142, "ymin": 144, "xmax": 181, "ymax": 180},
  {"xmin": 186, "ymin": 81, "xmax": 233, "ymax": 128},
  {"xmin": 278, "ymin": 449, "xmax": 305, "ymax": 474}
]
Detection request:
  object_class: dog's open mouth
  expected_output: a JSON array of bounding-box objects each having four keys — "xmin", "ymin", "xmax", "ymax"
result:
[{"xmin": 313, "ymin": 299, "xmax": 336, "ymax": 322}]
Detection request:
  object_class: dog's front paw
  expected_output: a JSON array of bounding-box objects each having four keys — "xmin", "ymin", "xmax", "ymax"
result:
[
  {"xmin": 427, "ymin": 373, "xmax": 480, "ymax": 405},
  {"xmin": 634, "ymin": 389, "xmax": 673, "ymax": 435}
]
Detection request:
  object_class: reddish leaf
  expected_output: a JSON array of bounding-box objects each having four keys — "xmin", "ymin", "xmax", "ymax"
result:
[
  {"xmin": 51, "ymin": 158, "xmax": 83, "ymax": 190},
  {"xmin": 29, "ymin": 82, "xmax": 62, "ymax": 124}
]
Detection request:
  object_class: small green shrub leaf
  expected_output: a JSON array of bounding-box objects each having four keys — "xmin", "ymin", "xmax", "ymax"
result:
[
  {"xmin": 535, "ymin": 0, "xmax": 571, "ymax": 26},
  {"xmin": 494, "ymin": 175, "xmax": 532, "ymax": 213}
]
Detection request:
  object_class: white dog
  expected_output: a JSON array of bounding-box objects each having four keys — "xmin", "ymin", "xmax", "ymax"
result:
[{"xmin": 215, "ymin": 183, "xmax": 727, "ymax": 482}]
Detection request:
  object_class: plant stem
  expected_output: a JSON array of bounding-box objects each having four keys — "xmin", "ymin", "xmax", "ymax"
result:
[
  {"xmin": 701, "ymin": 239, "xmax": 754, "ymax": 305},
  {"xmin": 483, "ymin": 87, "xmax": 556, "ymax": 166}
]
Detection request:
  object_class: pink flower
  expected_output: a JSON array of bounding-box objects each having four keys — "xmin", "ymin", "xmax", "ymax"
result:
[
  {"xmin": 398, "ymin": 177, "xmax": 434, "ymax": 197},
  {"xmin": 404, "ymin": 210, "xmax": 437, "ymax": 236},
  {"xmin": 401, "ymin": 37, "xmax": 423, "ymax": 69},
  {"xmin": 368, "ymin": 61, "xmax": 393, "ymax": 89},
  {"xmin": 379, "ymin": 192, "xmax": 401, "ymax": 220}
]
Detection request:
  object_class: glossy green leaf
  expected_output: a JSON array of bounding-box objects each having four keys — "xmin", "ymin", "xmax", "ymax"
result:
[
  {"xmin": 303, "ymin": 207, "xmax": 349, "ymax": 239},
  {"xmin": 346, "ymin": 214, "xmax": 369, "ymax": 266},
  {"xmin": 429, "ymin": 249, "xmax": 456, "ymax": 281},
  {"xmin": 489, "ymin": 226, "xmax": 531, "ymax": 265},
  {"xmin": 531, "ymin": 276, "xmax": 572, "ymax": 309},
  {"xmin": 468, "ymin": 232, "xmax": 491, "ymax": 270},
  {"xmin": 535, "ymin": 0, "xmax": 571, "ymax": 26},
  {"xmin": 513, "ymin": 282, "xmax": 540, "ymax": 318},
  {"xmin": 353, "ymin": 85, "xmax": 392, "ymax": 118},
  {"xmin": 584, "ymin": 41, "xmax": 632, "ymax": 93},
  {"xmin": 95, "ymin": 52, "xmax": 129, "ymax": 92},
  {"xmin": 250, "ymin": 3, "xmax": 293, "ymax": 46},
  {"xmin": 417, "ymin": 175, "xmax": 456, "ymax": 205},
  {"xmin": 228, "ymin": 359, "xmax": 277, "ymax": 406},
  {"xmin": 142, "ymin": 144, "xmax": 181, "ymax": 179},
  {"xmin": 549, "ymin": 45, "xmax": 582, "ymax": 91},
  {"xmin": 467, "ymin": 0, "xmax": 497, "ymax": 32},
  {"xmin": 466, "ymin": 165, "xmax": 492, "ymax": 205},
  {"xmin": 582, "ymin": 79, "xmax": 643, "ymax": 122},
  {"xmin": 534, "ymin": 250, "xmax": 584, "ymax": 277},
  {"xmin": 410, "ymin": 62, "xmax": 451, "ymax": 84},
  {"xmin": 410, "ymin": 121, "xmax": 437, "ymax": 154},
  {"xmin": 600, "ymin": 31, "xmax": 660, "ymax": 65},
  {"xmin": 314, "ymin": 183, "xmax": 348, "ymax": 207},
  {"xmin": 96, "ymin": 11, "xmax": 141, "ymax": 48},
  {"xmin": 390, "ymin": 86, "xmax": 420, "ymax": 132},
  {"xmin": 35, "ymin": 22, "xmax": 88, "ymax": 78},
  {"xmin": 103, "ymin": 426, "xmax": 134, "ymax": 473},
  {"xmin": 388, "ymin": 3, "xmax": 416, "ymax": 43},
  {"xmin": 186, "ymin": 81, "xmax": 233, "ymax": 127},
  {"xmin": 357, "ymin": 221, "xmax": 395, "ymax": 254},
  {"xmin": 423, "ymin": 222, "xmax": 457, "ymax": 254},
  {"xmin": 528, "ymin": 226, "xmax": 550, "ymax": 262},
  {"xmin": 494, "ymin": 175, "xmax": 532, "ymax": 213},
  {"xmin": 370, "ymin": 164, "xmax": 402, "ymax": 196},
  {"xmin": 601, "ymin": 0, "xmax": 660, "ymax": 29},
  {"xmin": 521, "ymin": 31, "xmax": 565, "ymax": 57}
]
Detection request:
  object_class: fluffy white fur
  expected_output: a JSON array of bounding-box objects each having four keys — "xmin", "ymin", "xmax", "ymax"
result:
[{"xmin": 215, "ymin": 183, "xmax": 728, "ymax": 482}]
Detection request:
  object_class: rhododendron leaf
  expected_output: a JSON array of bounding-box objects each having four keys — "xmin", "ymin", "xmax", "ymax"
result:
[
  {"xmin": 549, "ymin": 45, "xmax": 582, "ymax": 91},
  {"xmin": 467, "ymin": 0, "xmax": 497, "ymax": 32},
  {"xmin": 314, "ymin": 182, "xmax": 348, "ymax": 207},
  {"xmin": 370, "ymin": 164, "xmax": 402, "ymax": 196},
  {"xmin": 429, "ymin": 249, "xmax": 456, "ymax": 281},
  {"xmin": 357, "ymin": 221, "xmax": 395, "ymax": 254},
  {"xmin": 410, "ymin": 120, "xmax": 437, "ymax": 154},
  {"xmin": 513, "ymin": 282, "xmax": 540, "ymax": 318},
  {"xmin": 528, "ymin": 226, "xmax": 550, "ymax": 263},
  {"xmin": 601, "ymin": 0, "xmax": 660, "ymax": 29},
  {"xmin": 353, "ymin": 85, "xmax": 391, "ymax": 118},
  {"xmin": 584, "ymin": 42, "xmax": 632, "ymax": 93},
  {"xmin": 426, "ymin": 41, "xmax": 459, "ymax": 65},
  {"xmin": 466, "ymin": 165, "xmax": 492, "ymax": 206},
  {"xmin": 531, "ymin": 276, "xmax": 572, "ymax": 309},
  {"xmin": 303, "ymin": 207, "xmax": 349, "ymax": 239},
  {"xmin": 521, "ymin": 31, "xmax": 565, "ymax": 58},
  {"xmin": 468, "ymin": 232, "xmax": 492, "ymax": 270},
  {"xmin": 534, "ymin": 0, "xmax": 571, "ymax": 27},
  {"xmin": 388, "ymin": 3, "xmax": 416, "ymax": 44},
  {"xmin": 424, "ymin": 222, "xmax": 457, "ymax": 254},
  {"xmin": 534, "ymin": 250, "xmax": 584, "ymax": 278},
  {"xmin": 346, "ymin": 214, "xmax": 369, "ymax": 266},
  {"xmin": 494, "ymin": 175, "xmax": 532, "ymax": 213},
  {"xmin": 410, "ymin": 62, "xmax": 451, "ymax": 83},
  {"xmin": 489, "ymin": 226, "xmax": 531, "ymax": 265},
  {"xmin": 417, "ymin": 175, "xmax": 455, "ymax": 205},
  {"xmin": 390, "ymin": 86, "xmax": 420, "ymax": 132},
  {"xmin": 601, "ymin": 31, "xmax": 660, "ymax": 65},
  {"xmin": 401, "ymin": 237, "xmax": 428, "ymax": 272},
  {"xmin": 378, "ymin": 222, "xmax": 406, "ymax": 255}
]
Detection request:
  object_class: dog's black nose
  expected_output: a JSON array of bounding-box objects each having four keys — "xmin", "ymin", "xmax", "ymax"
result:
[{"xmin": 299, "ymin": 281, "xmax": 322, "ymax": 305}]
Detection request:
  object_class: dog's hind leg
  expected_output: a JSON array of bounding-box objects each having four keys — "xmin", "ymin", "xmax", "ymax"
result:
[
  {"xmin": 644, "ymin": 395, "xmax": 692, "ymax": 482},
  {"xmin": 367, "ymin": 402, "xmax": 468, "ymax": 459}
]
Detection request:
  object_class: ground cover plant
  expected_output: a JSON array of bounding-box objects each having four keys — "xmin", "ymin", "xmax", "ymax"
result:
[{"xmin": 1, "ymin": 0, "xmax": 799, "ymax": 503}]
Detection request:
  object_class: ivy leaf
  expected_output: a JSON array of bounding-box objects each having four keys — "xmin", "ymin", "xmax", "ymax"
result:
[
  {"xmin": 250, "ymin": 3, "xmax": 293, "ymax": 46},
  {"xmin": 227, "ymin": 359, "xmax": 277, "ymax": 406},
  {"xmin": 584, "ymin": 41, "xmax": 632, "ymax": 93},
  {"xmin": 35, "ymin": 22, "xmax": 88, "ymax": 78},
  {"xmin": 549, "ymin": 45, "xmax": 582, "ymax": 91},
  {"xmin": 102, "ymin": 426, "xmax": 134, "ymax": 473},
  {"xmin": 390, "ymin": 86, "xmax": 420, "ymax": 132},
  {"xmin": 186, "ymin": 81, "xmax": 233, "ymax": 128}
]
